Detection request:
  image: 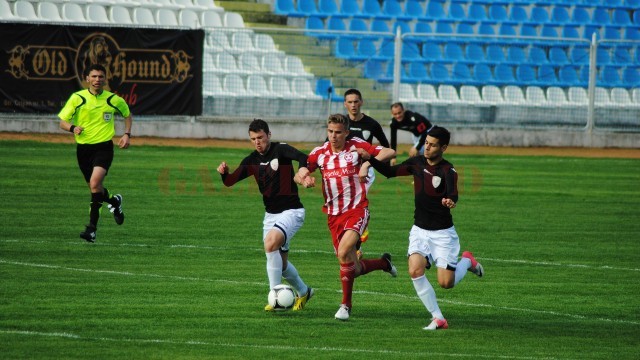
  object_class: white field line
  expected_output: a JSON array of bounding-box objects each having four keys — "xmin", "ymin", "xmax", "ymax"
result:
[
  {"xmin": 0, "ymin": 329, "xmax": 556, "ymax": 360},
  {"xmin": 1, "ymin": 258, "xmax": 639, "ymax": 327},
  {"xmin": 2, "ymin": 239, "xmax": 640, "ymax": 272}
]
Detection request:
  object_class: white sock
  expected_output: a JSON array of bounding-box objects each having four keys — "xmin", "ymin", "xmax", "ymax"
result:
[
  {"xmin": 282, "ymin": 261, "xmax": 308, "ymax": 295},
  {"xmin": 412, "ymin": 275, "xmax": 444, "ymax": 320},
  {"xmin": 455, "ymin": 257, "xmax": 472, "ymax": 286},
  {"xmin": 265, "ymin": 250, "xmax": 282, "ymax": 289}
]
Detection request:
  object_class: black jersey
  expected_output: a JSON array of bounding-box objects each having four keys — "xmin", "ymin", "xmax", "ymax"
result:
[
  {"xmin": 347, "ymin": 114, "xmax": 390, "ymax": 147},
  {"xmin": 389, "ymin": 110, "xmax": 433, "ymax": 151},
  {"xmin": 221, "ymin": 142, "xmax": 306, "ymax": 214},
  {"xmin": 368, "ymin": 156, "xmax": 458, "ymax": 230}
]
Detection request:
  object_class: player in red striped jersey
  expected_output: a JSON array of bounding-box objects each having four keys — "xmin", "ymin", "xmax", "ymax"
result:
[{"xmin": 296, "ymin": 114, "xmax": 397, "ymax": 321}]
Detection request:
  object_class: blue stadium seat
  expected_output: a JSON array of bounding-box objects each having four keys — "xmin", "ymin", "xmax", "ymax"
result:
[
  {"xmin": 297, "ymin": 0, "xmax": 318, "ymax": 16},
  {"xmin": 509, "ymin": 5, "xmax": 528, "ymax": 23},
  {"xmin": 604, "ymin": 27, "xmax": 622, "ymax": 40},
  {"xmin": 487, "ymin": 45, "xmax": 506, "ymax": 63},
  {"xmin": 402, "ymin": 42, "xmax": 421, "ymax": 60},
  {"xmin": 305, "ymin": 16, "xmax": 326, "ymax": 37},
  {"xmin": 634, "ymin": 10, "xmax": 640, "ymax": 26},
  {"xmin": 348, "ymin": 18, "xmax": 368, "ymax": 33},
  {"xmin": 570, "ymin": 46, "xmax": 590, "ymax": 65},
  {"xmin": 448, "ymin": 3, "xmax": 466, "ymax": 21},
  {"xmin": 383, "ymin": 0, "xmax": 409, "ymax": 20},
  {"xmin": 378, "ymin": 39, "xmax": 395, "ymax": 59},
  {"xmin": 430, "ymin": 63, "xmax": 450, "ymax": 82},
  {"xmin": 466, "ymin": 44, "xmax": 485, "ymax": 62},
  {"xmin": 529, "ymin": 46, "xmax": 548, "ymax": 64},
  {"xmin": 613, "ymin": 47, "xmax": 632, "ymax": 64},
  {"xmin": 364, "ymin": 60, "xmax": 385, "ymax": 80},
  {"xmin": 549, "ymin": 47, "xmax": 569, "ymax": 64},
  {"xmin": 414, "ymin": 21, "xmax": 432, "ymax": 35},
  {"xmin": 489, "ymin": 4, "xmax": 507, "ymax": 22},
  {"xmin": 435, "ymin": 22, "xmax": 454, "ymax": 35},
  {"xmin": 452, "ymin": 63, "xmax": 472, "ymax": 84},
  {"xmin": 357, "ymin": 38, "xmax": 377, "ymax": 59},
  {"xmin": 559, "ymin": 66, "xmax": 580, "ymax": 86},
  {"xmin": 538, "ymin": 65, "xmax": 558, "ymax": 85},
  {"xmin": 520, "ymin": 25, "xmax": 538, "ymax": 37},
  {"xmin": 457, "ymin": 23, "xmax": 475, "ymax": 37},
  {"xmin": 275, "ymin": 0, "xmax": 295, "ymax": 15},
  {"xmin": 335, "ymin": 38, "xmax": 355, "ymax": 59},
  {"xmin": 600, "ymin": 66, "xmax": 621, "ymax": 87},
  {"xmin": 593, "ymin": 8, "xmax": 611, "ymax": 24},
  {"xmin": 623, "ymin": 67, "xmax": 640, "ymax": 86},
  {"xmin": 340, "ymin": 0, "xmax": 363, "ymax": 18},
  {"xmin": 473, "ymin": 64, "xmax": 493, "ymax": 84},
  {"xmin": 362, "ymin": 0, "xmax": 385, "ymax": 18},
  {"xmin": 315, "ymin": 78, "xmax": 342, "ymax": 101},
  {"xmin": 612, "ymin": 9, "xmax": 631, "ymax": 25},
  {"xmin": 499, "ymin": 24, "xmax": 517, "ymax": 37},
  {"xmin": 318, "ymin": 0, "xmax": 338, "ymax": 16},
  {"xmin": 425, "ymin": 2, "xmax": 445, "ymax": 20},
  {"xmin": 516, "ymin": 65, "xmax": 537, "ymax": 84},
  {"xmin": 507, "ymin": 46, "xmax": 526, "ymax": 64},
  {"xmin": 541, "ymin": 25, "xmax": 559, "ymax": 38},
  {"xmin": 597, "ymin": 47, "xmax": 611, "ymax": 65},
  {"xmin": 394, "ymin": 20, "xmax": 412, "ymax": 35},
  {"xmin": 444, "ymin": 43, "xmax": 464, "ymax": 61},
  {"xmin": 422, "ymin": 42, "xmax": 443, "ymax": 61},
  {"xmin": 328, "ymin": 16, "xmax": 346, "ymax": 33},
  {"xmin": 468, "ymin": 4, "xmax": 487, "ymax": 21},
  {"xmin": 530, "ymin": 6, "xmax": 550, "ymax": 24},
  {"xmin": 583, "ymin": 25, "xmax": 601, "ymax": 40},
  {"xmin": 571, "ymin": 7, "xmax": 590, "ymax": 24},
  {"xmin": 579, "ymin": 66, "xmax": 590, "ymax": 85},
  {"xmin": 371, "ymin": 19, "xmax": 391, "ymax": 34},
  {"xmin": 408, "ymin": 62, "xmax": 428, "ymax": 81},
  {"xmin": 625, "ymin": 27, "xmax": 640, "ymax": 41},
  {"xmin": 551, "ymin": 7, "xmax": 570, "ymax": 24},
  {"xmin": 478, "ymin": 23, "xmax": 495, "ymax": 36},
  {"xmin": 495, "ymin": 64, "xmax": 515, "ymax": 85},
  {"xmin": 404, "ymin": 0, "xmax": 424, "ymax": 20},
  {"xmin": 562, "ymin": 26, "xmax": 580, "ymax": 39}
]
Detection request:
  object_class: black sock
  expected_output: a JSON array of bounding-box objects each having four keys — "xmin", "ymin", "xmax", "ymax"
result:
[
  {"xmin": 103, "ymin": 188, "xmax": 117, "ymax": 207},
  {"xmin": 89, "ymin": 192, "xmax": 103, "ymax": 228}
]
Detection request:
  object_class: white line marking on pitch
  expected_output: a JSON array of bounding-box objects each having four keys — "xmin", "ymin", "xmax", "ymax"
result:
[
  {"xmin": 1, "ymin": 258, "xmax": 638, "ymax": 326},
  {"xmin": 0, "ymin": 329, "xmax": 555, "ymax": 359},
  {"xmin": 2, "ymin": 239, "xmax": 640, "ymax": 272}
]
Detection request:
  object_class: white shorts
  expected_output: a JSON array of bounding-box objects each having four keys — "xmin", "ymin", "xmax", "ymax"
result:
[
  {"xmin": 263, "ymin": 208, "xmax": 305, "ymax": 252},
  {"xmin": 412, "ymin": 134, "xmax": 424, "ymax": 155},
  {"xmin": 407, "ymin": 225, "xmax": 460, "ymax": 269}
]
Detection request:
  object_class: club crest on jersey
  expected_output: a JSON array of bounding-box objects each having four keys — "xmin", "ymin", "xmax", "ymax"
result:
[
  {"xmin": 362, "ymin": 130, "xmax": 371, "ymax": 140},
  {"xmin": 344, "ymin": 151, "xmax": 354, "ymax": 162},
  {"xmin": 270, "ymin": 158, "xmax": 279, "ymax": 171},
  {"xmin": 432, "ymin": 176, "xmax": 441, "ymax": 188},
  {"xmin": 103, "ymin": 112, "xmax": 113, "ymax": 122}
]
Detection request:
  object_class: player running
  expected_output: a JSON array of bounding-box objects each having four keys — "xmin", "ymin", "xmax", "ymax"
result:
[
  {"xmin": 217, "ymin": 119, "xmax": 313, "ymax": 311},
  {"xmin": 358, "ymin": 126, "xmax": 484, "ymax": 330}
]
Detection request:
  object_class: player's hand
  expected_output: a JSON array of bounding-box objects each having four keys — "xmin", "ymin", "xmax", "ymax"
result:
[
  {"xmin": 358, "ymin": 165, "xmax": 369, "ymax": 183},
  {"xmin": 390, "ymin": 158, "xmax": 397, "ymax": 166},
  {"xmin": 442, "ymin": 198, "xmax": 456, "ymax": 209},
  {"xmin": 356, "ymin": 148, "xmax": 370, "ymax": 161},
  {"xmin": 409, "ymin": 147, "xmax": 418, "ymax": 157},
  {"xmin": 302, "ymin": 175, "xmax": 315, "ymax": 188},
  {"xmin": 118, "ymin": 134, "xmax": 130, "ymax": 149},
  {"xmin": 217, "ymin": 162, "xmax": 228, "ymax": 174}
]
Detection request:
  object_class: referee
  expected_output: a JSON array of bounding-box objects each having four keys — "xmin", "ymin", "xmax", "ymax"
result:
[{"xmin": 58, "ymin": 64, "xmax": 132, "ymax": 242}]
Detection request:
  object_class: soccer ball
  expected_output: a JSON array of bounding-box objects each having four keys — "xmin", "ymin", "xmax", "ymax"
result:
[{"xmin": 268, "ymin": 284, "xmax": 296, "ymax": 311}]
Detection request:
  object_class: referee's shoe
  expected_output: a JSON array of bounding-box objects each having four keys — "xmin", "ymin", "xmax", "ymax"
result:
[
  {"xmin": 107, "ymin": 194, "xmax": 125, "ymax": 225},
  {"xmin": 80, "ymin": 225, "xmax": 96, "ymax": 242}
]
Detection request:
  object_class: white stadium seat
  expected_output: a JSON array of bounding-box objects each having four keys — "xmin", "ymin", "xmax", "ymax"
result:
[
  {"xmin": 525, "ymin": 86, "xmax": 547, "ymax": 105},
  {"xmin": 610, "ymin": 88, "xmax": 632, "ymax": 106},
  {"xmin": 546, "ymin": 87, "xmax": 569, "ymax": 105},
  {"xmin": 417, "ymin": 84, "xmax": 439, "ymax": 103},
  {"xmin": 223, "ymin": 74, "xmax": 247, "ymax": 96},
  {"xmin": 261, "ymin": 53, "xmax": 285, "ymax": 75},
  {"xmin": 1, "ymin": 0, "xmax": 20, "ymax": 20},
  {"xmin": 223, "ymin": 12, "xmax": 245, "ymax": 28},
  {"xmin": 215, "ymin": 52, "xmax": 238, "ymax": 74},
  {"xmin": 438, "ymin": 85, "xmax": 461, "ymax": 103},
  {"xmin": 568, "ymin": 87, "xmax": 588, "ymax": 104},
  {"xmin": 156, "ymin": 8, "xmax": 179, "ymax": 26},
  {"xmin": 284, "ymin": 56, "xmax": 312, "ymax": 77},
  {"xmin": 238, "ymin": 53, "xmax": 261, "ymax": 75},
  {"xmin": 62, "ymin": 3, "xmax": 87, "ymax": 22},
  {"xmin": 38, "ymin": 2, "xmax": 64, "ymax": 22},
  {"xmin": 504, "ymin": 85, "xmax": 526, "ymax": 104},
  {"xmin": 481, "ymin": 85, "xmax": 505, "ymax": 104},
  {"xmin": 86, "ymin": 4, "xmax": 110, "ymax": 24},
  {"xmin": 14, "ymin": 1, "xmax": 38, "ymax": 20},
  {"xmin": 133, "ymin": 7, "xmax": 155, "ymax": 25},
  {"xmin": 110, "ymin": 6, "xmax": 133, "ymax": 24},
  {"xmin": 230, "ymin": 32, "xmax": 255, "ymax": 54},
  {"xmin": 595, "ymin": 87, "xmax": 611, "ymax": 105},
  {"xmin": 179, "ymin": 9, "xmax": 200, "ymax": 28},
  {"xmin": 269, "ymin": 77, "xmax": 291, "ymax": 97},
  {"xmin": 398, "ymin": 84, "xmax": 418, "ymax": 102},
  {"xmin": 207, "ymin": 31, "xmax": 230, "ymax": 51},
  {"xmin": 460, "ymin": 85, "xmax": 482, "ymax": 103},
  {"xmin": 246, "ymin": 74, "xmax": 271, "ymax": 97},
  {"xmin": 201, "ymin": 10, "xmax": 222, "ymax": 27}
]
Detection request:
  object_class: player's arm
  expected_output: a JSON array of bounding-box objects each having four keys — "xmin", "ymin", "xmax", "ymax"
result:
[
  {"xmin": 118, "ymin": 114, "xmax": 133, "ymax": 149},
  {"xmin": 372, "ymin": 121, "xmax": 390, "ymax": 148},
  {"xmin": 441, "ymin": 166, "xmax": 459, "ymax": 209},
  {"xmin": 358, "ymin": 144, "xmax": 395, "ymax": 181},
  {"xmin": 58, "ymin": 95, "xmax": 84, "ymax": 135},
  {"xmin": 218, "ymin": 158, "xmax": 251, "ymax": 187},
  {"xmin": 360, "ymin": 150, "xmax": 414, "ymax": 179}
]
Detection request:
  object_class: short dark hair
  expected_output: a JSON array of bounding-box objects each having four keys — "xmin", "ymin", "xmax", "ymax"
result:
[
  {"xmin": 328, "ymin": 113, "xmax": 350, "ymax": 130},
  {"xmin": 427, "ymin": 126, "xmax": 451, "ymax": 146},
  {"xmin": 344, "ymin": 88, "xmax": 362, "ymax": 101},
  {"xmin": 249, "ymin": 118, "xmax": 270, "ymax": 134},
  {"xmin": 86, "ymin": 64, "xmax": 107, "ymax": 76},
  {"xmin": 390, "ymin": 102, "xmax": 404, "ymax": 110}
]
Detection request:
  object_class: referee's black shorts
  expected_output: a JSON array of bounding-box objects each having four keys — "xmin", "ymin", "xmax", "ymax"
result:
[{"xmin": 76, "ymin": 140, "xmax": 114, "ymax": 182}]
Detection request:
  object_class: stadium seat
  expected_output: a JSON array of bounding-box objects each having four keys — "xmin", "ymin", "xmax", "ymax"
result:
[
  {"xmin": 612, "ymin": 9, "xmax": 631, "ymax": 26},
  {"xmin": 435, "ymin": 22, "xmax": 454, "ymax": 35},
  {"xmin": 230, "ymin": 32, "xmax": 255, "ymax": 54},
  {"xmin": 398, "ymin": 83, "xmax": 418, "ymax": 102},
  {"xmin": 499, "ymin": 24, "xmax": 517, "ymax": 37},
  {"xmin": 559, "ymin": 66, "xmax": 580, "ymax": 86},
  {"xmin": 549, "ymin": 47, "xmax": 569, "ymax": 64},
  {"xmin": 284, "ymin": 56, "xmax": 312, "ymax": 77},
  {"xmin": 315, "ymin": 78, "xmax": 341, "ymax": 101},
  {"xmin": 296, "ymin": 0, "xmax": 318, "ymax": 16},
  {"xmin": 597, "ymin": 47, "xmax": 611, "ymax": 65},
  {"xmin": 371, "ymin": 19, "xmax": 391, "ymax": 34},
  {"xmin": 402, "ymin": 42, "xmax": 421, "ymax": 60},
  {"xmin": 520, "ymin": 25, "xmax": 538, "ymax": 38},
  {"xmin": 238, "ymin": 53, "xmax": 261, "ymax": 75},
  {"xmin": 404, "ymin": 0, "xmax": 423, "ymax": 20},
  {"xmin": 201, "ymin": 10, "xmax": 222, "ymax": 27},
  {"xmin": 363, "ymin": 60, "xmax": 385, "ymax": 80},
  {"xmin": 444, "ymin": 43, "xmax": 464, "ymax": 61},
  {"xmin": 414, "ymin": 21, "xmax": 432, "ymax": 35},
  {"xmin": 179, "ymin": 9, "xmax": 200, "ymax": 28},
  {"xmin": 110, "ymin": 6, "xmax": 133, "ymax": 24},
  {"xmin": 541, "ymin": 25, "xmax": 558, "ymax": 38},
  {"xmin": 481, "ymin": 85, "xmax": 505, "ymax": 104},
  {"xmin": 460, "ymin": 85, "xmax": 482, "ymax": 103},
  {"xmin": 62, "ymin": 3, "xmax": 87, "ymax": 22},
  {"xmin": 38, "ymin": 2, "xmax": 64, "ymax": 22},
  {"xmin": 516, "ymin": 65, "xmax": 537, "ymax": 84},
  {"xmin": 425, "ymin": 2, "xmax": 445, "ymax": 20},
  {"xmin": 478, "ymin": 23, "xmax": 495, "ymax": 36},
  {"xmin": 356, "ymin": 38, "xmax": 377, "ymax": 59},
  {"xmin": 85, "ymin": 4, "xmax": 110, "ymax": 24},
  {"xmin": 507, "ymin": 47, "xmax": 526, "ymax": 64},
  {"xmin": 525, "ymin": 86, "xmax": 547, "ymax": 105},
  {"xmin": 595, "ymin": 87, "xmax": 611, "ymax": 104},
  {"xmin": 430, "ymin": 63, "xmax": 450, "ymax": 82},
  {"xmin": 326, "ymin": 17, "xmax": 346, "ymax": 37},
  {"xmin": 579, "ymin": 66, "xmax": 591, "ymax": 85},
  {"xmin": 348, "ymin": 18, "xmax": 368, "ymax": 33},
  {"xmin": 224, "ymin": 12, "xmax": 245, "ymax": 28},
  {"xmin": 274, "ymin": 0, "xmax": 295, "ymax": 15},
  {"xmin": 546, "ymin": 87, "xmax": 568, "ymax": 105},
  {"xmin": 466, "ymin": 44, "xmax": 485, "ymax": 63},
  {"xmin": 489, "ymin": 4, "xmax": 507, "ymax": 22},
  {"xmin": 246, "ymin": 74, "xmax": 270, "ymax": 97},
  {"xmin": 625, "ymin": 27, "xmax": 640, "ymax": 41},
  {"xmin": 583, "ymin": 25, "xmax": 601, "ymax": 40},
  {"xmin": 254, "ymin": 34, "xmax": 280, "ymax": 54},
  {"xmin": 215, "ymin": 53, "xmax": 238, "ymax": 74},
  {"xmin": 319, "ymin": 0, "xmax": 339, "ymax": 16},
  {"xmin": 208, "ymin": 31, "xmax": 230, "ymax": 52},
  {"xmin": 632, "ymin": 88, "xmax": 640, "ymax": 104},
  {"xmin": 291, "ymin": 78, "xmax": 322, "ymax": 99},
  {"xmin": 378, "ymin": 39, "xmax": 395, "ymax": 59},
  {"xmin": 529, "ymin": 46, "xmax": 548, "ymax": 64},
  {"xmin": 623, "ymin": 67, "xmax": 640, "ymax": 86},
  {"xmin": 261, "ymin": 53, "xmax": 285, "ymax": 74},
  {"xmin": 468, "ymin": 4, "xmax": 487, "ymax": 21},
  {"xmin": 487, "ymin": 45, "xmax": 506, "ymax": 64},
  {"xmin": 448, "ymin": 3, "xmax": 466, "ymax": 21},
  {"xmin": 394, "ymin": 20, "xmax": 412, "ymax": 35},
  {"xmin": 570, "ymin": 46, "xmax": 590, "ymax": 65},
  {"xmin": 340, "ymin": 0, "xmax": 363, "ymax": 18},
  {"xmin": 1, "ymin": 0, "xmax": 21, "ymax": 20},
  {"xmin": 438, "ymin": 85, "xmax": 461, "ymax": 103},
  {"xmin": 269, "ymin": 77, "xmax": 291, "ymax": 97},
  {"xmin": 362, "ymin": 0, "xmax": 384, "ymax": 18},
  {"xmin": 551, "ymin": 6, "xmax": 570, "ymax": 24},
  {"xmin": 453, "ymin": 63, "xmax": 472, "ymax": 84},
  {"xmin": 504, "ymin": 85, "xmax": 526, "ymax": 104},
  {"xmin": 13, "ymin": 1, "xmax": 37, "ymax": 20},
  {"xmin": 592, "ymin": 8, "xmax": 611, "ymax": 24},
  {"xmin": 408, "ymin": 62, "xmax": 428, "ymax": 81},
  {"xmin": 223, "ymin": 74, "xmax": 247, "ymax": 96},
  {"xmin": 530, "ymin": 6, "xmax": 550, "ymax": 24},
  {"xmin": 610, "ymin": 87, "xmax": 632, "ymax": 105},
  {"xmin": 417, "ymin": 84, "xmax": 439, "ymax": 102},
  {"xmin": 203, "ymin": 72, "xmax": 223, "ymax": 96},
  {"xmin": 568, "ymin": 87, "xmax": 588, "ymax": 104},
  {"xmin": 538, "ymin": 65, "xmax": 559, "ymax": 85},
  {"xmin": 473, "ymin": 64, "xmax": 493, "ymax": 84},
  {"xmin": 422, "ymin": 42, "xmax": 443, "ymax": 61},
  {"xmin": 134, "ymin": 7, "xmax": 155, "ymax": 25},
  {"xmin": 562, "ymin": 26, "xmax": 580, "ymax": 39},
  {"xmin": 613, "ymin": 47, "xmax": 632, "ymax": 64},
  {"xmin": 305, "ymin": 16, "xmax": 325, "ymax": 36},
  {"xmin": 509, "ymin": 5, "xmax": 528, "ymax": 23},
  {"xmin": 456, "ymin": 23, "xmax": 475, "ymax": 37},
  {"xmin": 634, "ymin": 10, "xmax": 640, "ymax": 26},
  {"xmin": 604, "ymin": 27, "xmax": 622, "ymax": 40},
  {"xmin": 335, "ymin": 38, "xmax": 355, "ymax": 58},
  {"xmin": 383, "ymin": 0, "xmax": 407, "ymax": 20},
  {"xmin": 601, "ymin": 67, "xmax": 622, "ymax": 87},
  {"xmin": 174, "ymin": 0, "xmax": 206, "ymax": 12},
  {"xmin": 157, "ymin": 8, "xmax": 179, "ymax": 26},
  {"xmin": 571, "ymin": 7, "xmax": 590, "ymax": 24}
]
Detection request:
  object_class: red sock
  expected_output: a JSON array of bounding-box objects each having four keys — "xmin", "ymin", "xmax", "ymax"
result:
[
  {"xmin": 340, "ymin": 262, "xmax": 356, "ymax": 308},
  {"xmin": 359, "ymin": 258, "xmax": 388, "ymax": 275}
]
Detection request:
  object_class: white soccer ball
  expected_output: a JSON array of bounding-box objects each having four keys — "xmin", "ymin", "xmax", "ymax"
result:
[{"xmin": 268, "ymin": 284, "xmax": 296, "ymax": 311}]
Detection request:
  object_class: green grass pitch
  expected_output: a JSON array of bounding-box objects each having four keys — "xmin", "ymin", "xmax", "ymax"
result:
[{"xmin": 1, "ymin": 140, "xmax": 639, "ymax": 359}]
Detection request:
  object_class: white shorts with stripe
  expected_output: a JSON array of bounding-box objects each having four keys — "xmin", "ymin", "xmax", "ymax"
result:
[
  {"xmin": 262, "ymin": 208, "xmax": 305, "ymax": 252},
  {"xmin": 407, "ymin": 225, "xmax": 460, "ymax": 269}
]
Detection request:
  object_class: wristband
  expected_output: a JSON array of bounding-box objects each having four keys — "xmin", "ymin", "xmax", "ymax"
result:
[
  {"xmin": 69, "ymin": 125, "xmax": 76, "ymax": 133},
  {"xmin": 125, "ymin": 133, "xmax": 131, "ymax": 137}
]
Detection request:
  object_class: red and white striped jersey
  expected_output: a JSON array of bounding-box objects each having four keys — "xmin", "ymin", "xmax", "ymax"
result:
[{"xmin": 307, "ymin": 138, "xmax": 382, "ymax": 215}]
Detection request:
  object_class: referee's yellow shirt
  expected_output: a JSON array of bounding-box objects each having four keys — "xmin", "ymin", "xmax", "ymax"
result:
[{"xmin": 58, "ymin": 89, "xmax": 131, "ymax": 144}]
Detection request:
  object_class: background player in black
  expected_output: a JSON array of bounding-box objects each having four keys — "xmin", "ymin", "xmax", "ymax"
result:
[
  {"xmin": 217, "ymin": 119, "xmax": 313, "ymax": 311},
  {"xmin": 358, "ymin": 126, "xmax": 484, "ymax": 331},
  {"xmin": 389, "ymin": 102, "xmax": 433, "ymax": 166}
]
